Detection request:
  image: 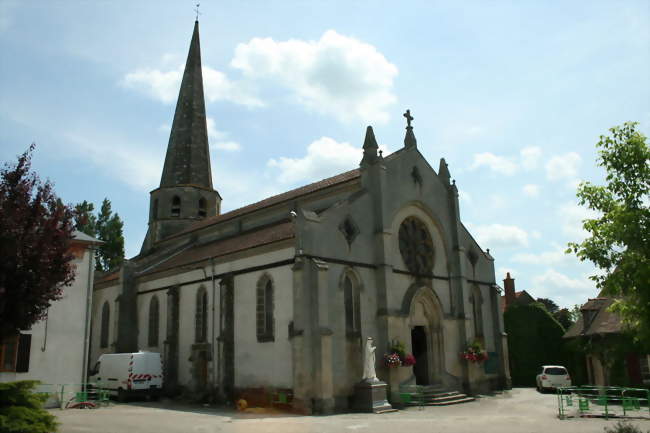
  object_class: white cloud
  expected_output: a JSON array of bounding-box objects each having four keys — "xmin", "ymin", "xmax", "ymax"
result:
[
  {"xmin": 531, "ymin": 230, "xmax": 542, "ymax": 239},
  {"xmin": 530, "ymin": 269, "xmax": 594, "ymax": 304},
  {"xmin": 206, "ymin": 118, "xmax": 241, "ymax": 152},
  {"xmin": 268, "ymin": 136, "xmax": 388, "ymax": 185},
  {"xmin": 546, "ymin": 152, "xmax": 582, "ymax": 181},
  {"xmin": 497, "ymin": 267, "xmax": 518, "ymax": 281},
  {"xmin": 64, "ymin": 131, "xmax": 161, "ymax": 192},
  {"xmin": 212, "ymin": 141, "xmax": 241, "ymax": 152},
  {"xmin": 470, "ymin": 223, "xmax": 529, "ymax": 249},
  {"xmin": 470, "ymin": 152, "xmax": 518, "ymax": 175},
  {"xmin": 522, "ymin": 184, "xmax": 540, "ymax": 197},
  {"xmin": 512, "ymin": 243, "xmax": 570, "ymax": 266},
  {"xmin": 459, "ymin": 189, "xmax": 473, "ymax": 205},
  {"xmin": 557, "ymin": 201, "xmax": 599, "ymax": 240},
  {"xmin": 231, "ymin": 30, "xmax": 398, "ymax": 124},
  {"xmin": 121, "ymin": 64, "xmax": 262, "ymax": 107},
  {"xmin": 520, "ymin": 146, "xmax": 542, "ymax": 170}
]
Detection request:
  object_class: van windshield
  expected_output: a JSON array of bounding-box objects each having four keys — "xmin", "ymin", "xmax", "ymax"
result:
[{"xmin": 545, "ymin": 367, "xmax": 567, "ymax": 375}]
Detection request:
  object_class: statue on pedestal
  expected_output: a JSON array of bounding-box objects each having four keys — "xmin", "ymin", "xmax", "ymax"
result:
[
  {"xmin": 362, "ymin": 337, "xmax": 378, "ymax": 382},
  {"xmin": 354, "ymin": 336, "xmax": 394, "ymax": 413}
]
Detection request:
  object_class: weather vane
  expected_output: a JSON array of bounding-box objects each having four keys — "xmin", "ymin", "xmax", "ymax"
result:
[{"xmin": 194, "ymin": 2, "xmax": 201, "ymax": 21}]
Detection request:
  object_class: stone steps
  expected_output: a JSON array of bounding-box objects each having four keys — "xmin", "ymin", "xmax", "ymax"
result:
[{"xmin": 401, "ymin": 389, "xmax": 476, "ymax": 407}]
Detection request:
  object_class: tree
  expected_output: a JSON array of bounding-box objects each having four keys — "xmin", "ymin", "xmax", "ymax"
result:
[
  {"xmin": 0, "ymin": 145, "xmax": 75, "ymax": 340},
  {"xmin": 567, "ymin": 122, "xmax": 650, "ymax": 347},
  {"xmin": 95, "ymin": 198, "xmax": 124, "ymax": 273},
  {"xmin": 73, "ymin": 200, "xmax": 97, "ymax": 237},
  {"xmin": 536, "ymin": 297, "xmax": 559, "ymax": 314},
  {"xmin": 554, "ymin": 308, "xmax": 574, "ymax": 330},
  {"xmin": 73, "ymin": 198, "xmax": 125, "ymax": 273}
]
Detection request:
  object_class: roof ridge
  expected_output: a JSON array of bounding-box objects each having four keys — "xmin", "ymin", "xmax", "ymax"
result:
[{"xmin": 167, "ymin": 168, "xmax": 361, "ymax": 239}]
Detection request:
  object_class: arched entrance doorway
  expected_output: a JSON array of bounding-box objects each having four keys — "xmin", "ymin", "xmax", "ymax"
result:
[{"xmin": 408, "ymin": 287, "xmax": 443, "ymax": 385}]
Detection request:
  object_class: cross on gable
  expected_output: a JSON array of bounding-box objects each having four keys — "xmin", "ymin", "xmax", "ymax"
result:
[{"xmin": 403, "ymin": 109, "xmax": 414, "ymax": 128}]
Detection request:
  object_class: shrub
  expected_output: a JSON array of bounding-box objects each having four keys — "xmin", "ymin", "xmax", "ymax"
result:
[
  {"xmin": 603, "ymin": 420, "xmax": 648, "ymax": 433},
  {"xmin": 0, "ymin": 381, "xmax": 58, "ymax": 433}
]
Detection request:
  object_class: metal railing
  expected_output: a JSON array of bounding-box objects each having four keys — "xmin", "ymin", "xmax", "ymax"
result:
[{"xmin": 557, "ymin": 385, "xmax": 650, "ymax": 420}]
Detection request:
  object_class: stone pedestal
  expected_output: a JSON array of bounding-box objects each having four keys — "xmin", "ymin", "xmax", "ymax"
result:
[{"xmin": 353, "ymin": 379, "xmax": 394, "ymax": 413}]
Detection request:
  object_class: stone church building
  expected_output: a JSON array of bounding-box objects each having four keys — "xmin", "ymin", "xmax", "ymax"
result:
[{"xmin": 91, "ymin": 21, "xmax": 510, "ymax": 413}]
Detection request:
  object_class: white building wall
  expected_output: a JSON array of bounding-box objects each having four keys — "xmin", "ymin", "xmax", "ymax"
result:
[
  {"xmin": 234, "ymin": 265, "xmax": 294, "ymax": 388},
  {"xmin": 130, "ymin": 247, "xmax": 295, "ymax": 391},
  {"xmin": 89, "ymin": 283, "xmax": 121, "ymax": 366},
  {"xmin": 0, "ymin": 243, "xmax": 96, "ymax": 402}
]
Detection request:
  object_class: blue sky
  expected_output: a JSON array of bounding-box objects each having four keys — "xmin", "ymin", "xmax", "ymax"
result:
[{"xmin": 1, "ymin": 1, "xmax": 648, "ymax": 309}]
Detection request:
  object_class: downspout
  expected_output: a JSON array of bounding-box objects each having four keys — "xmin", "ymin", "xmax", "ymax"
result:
[
  {"xmin": 210, "ymin": 257, "xmax": 219, "ymax": 399},
  {"xmin": 82, "ymin": 243, "xmax": 96, "ymax": 390}
]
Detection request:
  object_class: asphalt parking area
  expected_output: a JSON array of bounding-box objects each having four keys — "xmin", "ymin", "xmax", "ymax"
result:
[{"xmin": 52, "ymin": 388, "xmax": 649, "ymax": 433}]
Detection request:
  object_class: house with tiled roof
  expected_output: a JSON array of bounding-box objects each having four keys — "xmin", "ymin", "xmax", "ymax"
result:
[
  {"xmin": 564, "ymin": 297, "xmax": 650, "ymax": 387},
  {"xmin": 90, "ymin": 20, "xmax": 510, "ymax": 413},
  {"xmin": 500, "ymin": 272, "xmax": 535, "ymax": 313}
]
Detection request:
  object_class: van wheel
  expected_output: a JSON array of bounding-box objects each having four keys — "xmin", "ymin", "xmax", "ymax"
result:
[{"xmin": 117, "ymin": 388, "xmax": 127, "ymax": 402}]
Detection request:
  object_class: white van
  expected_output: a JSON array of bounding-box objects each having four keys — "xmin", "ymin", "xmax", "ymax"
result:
[{"xmin": 89, "ymin": 352, "xmax": 163, "ymax": 400}]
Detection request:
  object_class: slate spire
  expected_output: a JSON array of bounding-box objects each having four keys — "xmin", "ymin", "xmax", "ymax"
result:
[{"xmin": 160, "ymin": 20, "xmax": 212, "ymax": 189}]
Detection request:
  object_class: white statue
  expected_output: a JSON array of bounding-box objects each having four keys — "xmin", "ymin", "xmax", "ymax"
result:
[{"xmin": 362, "ymin": 337, "xmax": 378, "ymax": 382}]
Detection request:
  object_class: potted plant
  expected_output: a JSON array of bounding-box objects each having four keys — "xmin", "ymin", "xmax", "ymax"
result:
[
  {"xmin": 461, "ymin": 340, "xmax": 488, "ymax": 363},
  {"xmin": 384, "ymin": 339, "xmax": 417, "ymax": 367}
]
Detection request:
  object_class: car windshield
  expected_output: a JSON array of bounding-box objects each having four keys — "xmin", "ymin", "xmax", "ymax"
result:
[{"xmin": 545, "ymin": 367, "xmax": 567, "ymax": 375}]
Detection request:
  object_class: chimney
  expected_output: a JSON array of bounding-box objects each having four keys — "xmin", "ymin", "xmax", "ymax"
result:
[{"xmin": 503, "ymin": 272, "xmax": 516, "ymax": 310}]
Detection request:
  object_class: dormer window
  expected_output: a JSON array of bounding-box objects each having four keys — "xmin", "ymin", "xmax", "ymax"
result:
[
  {"xmin": 171, "ymin": 196, "xmax": 181, "ymax": 217},
  {"xmin": 198, "ymin": 197, "xmax": 207, "ymax": 218}
]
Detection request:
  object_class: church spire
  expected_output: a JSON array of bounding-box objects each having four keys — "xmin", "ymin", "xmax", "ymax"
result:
[
  {"xmin": 160, "ymin": 20, "xmax": 212, "ymax": 189},
  {"xmin": 142, "ymin": 20, "xmax": 221, "ymax": 253}
]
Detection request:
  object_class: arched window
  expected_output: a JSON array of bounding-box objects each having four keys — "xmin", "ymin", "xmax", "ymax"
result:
[
  {"xmin": 256, "ymin": 276, "xmax": 274, "ymax": 342},
  {"xmin": 198, "ymin": 197, "xmax": 207, "ymax": 218},
  {"xmin": 100, "ymin": 301, "xmax": 110, "ymax": 348},
  {"xmin": 343, "ymin": 274, "xmax": 361, "ymax": 337},
  {"xmin": 148, "ymin": 296, "xmax": 159, "ymax": 347},
  {"xmin": 171, "ymin": 196, "xmax": 181, "ymax": 217},
  {"xmin": 471, "ymin": 286, "xmax": 484, "ymax": 338},
  {"xmin": 195, "ymin": 287, "xmax": 207, "ymax": 343},
  {"xmin": 152, "ymin": 199, "xmax": 158, "ymax": 219}
]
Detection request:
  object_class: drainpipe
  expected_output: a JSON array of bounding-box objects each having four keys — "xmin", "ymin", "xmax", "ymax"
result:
[
  {"xmin": 81, "ymin": 244, "xmax": 97, "ymax": 390},
  {"xmin": 210, "ymin": 257, "xmax": 219, "ymax": 400}
]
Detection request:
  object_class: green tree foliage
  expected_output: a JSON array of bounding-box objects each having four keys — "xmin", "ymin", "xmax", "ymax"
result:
[
  {"xmin": 567, "ymin": 122, "xmax": 650, "ymax": 348},
  {"xmin": 74, "ymin": 198, "xmax": 125, "ymax": 273},
  {"xmin": 0, "ymin": 145, "xmax": 75, "ymax": 340},
  {"xmin": 536, "ymin": 298, "xmax": 559, "ymax": 314},
  {"xmin": 73, "ymin": 200, "xmax": 97, "ymax": 237},
  {"xmin": 504, "ymin": 303, "xmax": 567, "ymax": 386},
  {"xmin": 0, "ymin": 381, "xmax": 58, "ymax": 433},
  {"xmin": 554, "ymin": 308, "xmax": 574, "ymax": 330},
  {"xmin": 95, "ymin": 199, "xmax": 125, "ymax": 273}
]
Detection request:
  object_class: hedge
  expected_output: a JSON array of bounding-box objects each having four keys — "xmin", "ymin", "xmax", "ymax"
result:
[{"xmin": 504, "ymin": 303, "xmax": 567, "ymax": 386}]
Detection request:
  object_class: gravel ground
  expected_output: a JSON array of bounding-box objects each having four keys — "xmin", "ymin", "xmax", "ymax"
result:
[{"xmin": 51, "ymin": 387, "xmax": 650, "ymax": 433}]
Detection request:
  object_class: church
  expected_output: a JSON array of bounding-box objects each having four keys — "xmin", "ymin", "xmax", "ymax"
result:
[{"xmin": 91, "ymin": 20, "xmax": 510, "ymax": 413}]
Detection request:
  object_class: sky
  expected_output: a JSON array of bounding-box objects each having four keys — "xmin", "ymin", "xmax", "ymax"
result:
[{"xmin": 1, "ymin": 1, "xmax": 648, "ymax": 309}]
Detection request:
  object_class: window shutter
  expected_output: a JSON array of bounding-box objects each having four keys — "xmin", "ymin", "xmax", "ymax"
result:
[{"xmin": 16, "ymin": 334, "xmax": 31, "ymax": 372}]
